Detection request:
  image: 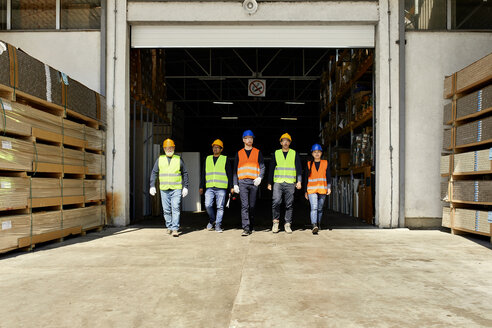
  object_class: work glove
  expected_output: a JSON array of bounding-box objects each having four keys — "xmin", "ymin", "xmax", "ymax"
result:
[
  {"xmin": 234, "ymin": 185, "xmax": 240, "ymax": 194},
  {"xmin": 149, "ymin": 187, "xmax": 156, "ymax": 196},
  {"xmin": 182, "ymin": 187, "xmax": 188, "ymax": 198},
  {"xmin": 253, "ymin": 177, "xmax": 262, "ymax": 187}
]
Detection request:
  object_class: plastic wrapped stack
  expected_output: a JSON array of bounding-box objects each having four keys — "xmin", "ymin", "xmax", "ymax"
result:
[{"xmin": 0, "ymin": 41, "xmax": 107, "ymax": 253}]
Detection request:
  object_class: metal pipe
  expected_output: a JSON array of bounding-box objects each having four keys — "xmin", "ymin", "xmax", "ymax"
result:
[
  {"xmin": 132, "ymin": 99, "xmax": 136, "ymax": 222},
  {"xmin": 399, "ymin": 0, "xmax": 406, "ymax": 228}
]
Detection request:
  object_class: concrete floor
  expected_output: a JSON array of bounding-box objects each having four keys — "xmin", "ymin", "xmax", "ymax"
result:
[{"xmin": 1, "ymin": 215, "xmax": 492, "ymax": 327}]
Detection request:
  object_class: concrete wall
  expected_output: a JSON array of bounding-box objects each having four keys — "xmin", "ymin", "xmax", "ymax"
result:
[
  {"xmin": 0, "ymin": 31, "xmax": 102, "ymax": 93},
  {"xmin": 404, "ymin": 31, "xmax": 492, "ymax": 228}
]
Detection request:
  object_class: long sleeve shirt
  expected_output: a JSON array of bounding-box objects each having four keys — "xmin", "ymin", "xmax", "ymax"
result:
[
  {"xmin": 303, "ymin": 160, "xmax": 332, "ymax": 193},
  {"xmin": 232, "ymin": 149, "xmax": 266, "ymax": 185},
  {"xmin": 150, "ymin": 156, "xmax": 189, "ymax": 189},
  {"xmin": 268, "ymin": 149, "xmax": 303, "ymax": 185},
  {"xmin": 199, "ymin": 155, "xmax": 233, "ymax": 190}
]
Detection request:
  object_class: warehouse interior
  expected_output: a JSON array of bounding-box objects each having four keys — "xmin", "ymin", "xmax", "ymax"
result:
[{"xmin": 130, "ymin": 47, "xmax": 375, "ymax": 228}]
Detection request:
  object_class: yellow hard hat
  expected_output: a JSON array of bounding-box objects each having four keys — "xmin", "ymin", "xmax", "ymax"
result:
[
  {"xmin": 211, "ymin": 139, "xmax": 224, "ymax": 148},
  {"xmin": 163, "ymin": 138, "xmax": 175, "ymax": 148},
  {"xmin": 279, "ymin": 133, "xmax": 292, "ymax": 142}
]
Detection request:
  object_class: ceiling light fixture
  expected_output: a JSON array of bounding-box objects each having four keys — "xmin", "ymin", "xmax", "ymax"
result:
[
  {"xmin": 221, "ymin": 116, "xmax": 238, "ymax": 120},
  {"xmin": 213, "ymin": 101, "xmax": 234, "ymax": 105},
  {"xmin": 281, "ymin": 117, "xmax": 298, "ymax": 121},
  {"xmin": 284, "ymin": 101, "xmax": 305, "ymax": 105}
]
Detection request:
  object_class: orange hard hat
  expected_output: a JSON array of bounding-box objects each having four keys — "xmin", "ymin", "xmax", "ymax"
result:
[
  {"xmin": 279, "ymin": 133, "xmax": 292, "ymax": 142},
  {"xmin": 211, "ymin": 139, "xmax": 224, "ymax": 148},
  {"xmin": 163, "ymin": 138, "xmax": 175, "ymax": 148}
]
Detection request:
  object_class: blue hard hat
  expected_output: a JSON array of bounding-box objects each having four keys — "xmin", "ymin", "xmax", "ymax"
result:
[
  {"xmin": 311, "ymin": 143, "xmax": 323, "ymax": 152},
  {"xmin": 242, "ymin": 130, "xmax": 255, "ymax": 138}
]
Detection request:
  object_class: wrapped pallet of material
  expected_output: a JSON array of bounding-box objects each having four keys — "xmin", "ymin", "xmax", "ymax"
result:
[
  {"xmin": 31, "ymin": 178, "xmax": 83, "ymax": 198},
  {"xmin": 453, "ymin": 180, "xmax": 492, "ymax": 203},
  {"xmin": 16, "ymin": 48, "xmax": 64, "ymax": 107},
  {"xmin": 456, "ymin": 85, "xmax": 492, "ymax": 120},
  {"xmin": 97, "ymin": 94, "xmax": 107, "ymax": 124},
  {"xmin": 63, "ymin": 148, "xmax": 85, "ymax": 167},
  {"xmin": 32, "ymin": 210, "xmax": 62, "ymax": 235},
  {"xmin": 456, "ymin": 116, "xmax": 492, "ymax": 147},
  {"xmin": 454, "ymin": 149, "xmax": 492, "ymax": 173},
  {"xmin": 63, "ymin": 205, "xmax": 105, "ymax": 230},
  {"xmin": 0, "ymin": 176, "xmax": 29, "ymax": 210},
  {"xmin": 456, "ymin": 53, "xmax": 492, "ymax": 94},
  {"xmin": 62, "ymin": 119, "xmax": 86, "ymax": 147},
  {"xmin": 0, "ymin": 215, "xmax": 30, "ymax": 252},
  {"xmin": 442, "ymin": 206, "xmax": 451, "ymax": 228},
  {"xmin": 441, "ymin": 177, "xmax": 450, "ymax": 202},
  {"xmin": 454, "ymin": 208, "xmax": 491, "ymax": 234},
  {"xmin": 84, "ymin": 179, "xmax": 105, "ymax": 202},
  {"xmin": 443, "ymin": 102, "xmax": 453, "ymax": 125},
  {"xmin": 85, "ymin": 152, "xmax": 105, "ymax": 175},
  {"xmin": 85, "ymin": 126, "xmax": 105, "ymax": 151},
  {"xmin": 440, "ymin": 155, "xmax": 450, "ymax": 175},
  {"xmin": 67, "ymin": 77, "xmax": 98, "ymax": 121},
  {"xmin": 35, "ymin": 143, "xmax": 62, "ymax": 163},
  {"xmin": 0, "ymin": 98, "xmax": 62, "ymax": 137},
  {"xmin": 442, "ymin": 128, "xmax": 452, "ymax": 150},
  {"xmin": 0, "ymin": 42, "xmax": 11, "ymax": 87},
  {"xmin": 0, "ymin": 136, "xmax": 34, "ymax": 171}
]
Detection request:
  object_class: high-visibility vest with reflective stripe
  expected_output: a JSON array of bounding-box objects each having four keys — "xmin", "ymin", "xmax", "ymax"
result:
[
  {"xmin": 237, "ymin": 148, "xmax": 260, "ymax": 180},
  {"xmin": 158, "ymin": 155, "xmax": 182, "ymax": 190},
  {"xmin": 307, "ymin": 160, "xmax": 328, "ymax": 194},
  {"xmin": 273, "ymin": 149, "xmax": 297, "ymax": 184},
  {"xmin": 205, "ymin": 155, "xmax": 228, "ymax": 189}
]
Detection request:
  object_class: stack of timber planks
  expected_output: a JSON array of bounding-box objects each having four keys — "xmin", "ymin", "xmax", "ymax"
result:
[
  {"xmin": 441, "ymin": 52, "xmax": 492, "ymax": 243},
  {"xmin": 0, "ymin": 40, "xmax": 106, "ymax": 254}
]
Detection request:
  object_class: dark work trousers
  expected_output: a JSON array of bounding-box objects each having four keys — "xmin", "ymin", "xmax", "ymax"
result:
[
  {"xmin": 238, "ymin": 179, "xmax": 258, "ymax": 231},
  {"xmin": 272, "ymin": 182, "xmax": 295, "ymax": 223}
]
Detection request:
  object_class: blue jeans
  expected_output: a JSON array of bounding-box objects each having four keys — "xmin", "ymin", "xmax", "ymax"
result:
[
  {"xmin": 205, "ymin": 188, "xmax": 227, "ymax": 228},
  {"xmin": 160, "ymin": 189, "xmax": 182, "ymax": 231},
  {"xmin": 308, "ymin": 193, "xmax": 326, "ymax": 225}
]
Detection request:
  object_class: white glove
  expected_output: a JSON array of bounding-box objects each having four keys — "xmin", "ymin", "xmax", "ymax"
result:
[
  {"xmin": 234, "ymin": 185, "xmax": 240, "ymax": 194},
  {"xmin": 149, "ymin": 187, "xmax": 156, "ymax": 196},
  {"xmin": 253, "ymin": 177, "xmax": 262, "ymax": 187},
  {"xmin": 182, "ymin": 187, "xmax": 188, "ymax": 198}
]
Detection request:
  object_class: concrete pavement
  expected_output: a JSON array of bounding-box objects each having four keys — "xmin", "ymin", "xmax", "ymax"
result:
[{"xmin": 1, "ymin": 225, "xmax": 491, "ymax": 327}]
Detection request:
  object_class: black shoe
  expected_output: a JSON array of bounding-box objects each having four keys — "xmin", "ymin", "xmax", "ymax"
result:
[
  {"xmin": 312, "ymin": 224, "xmax": 319, "ymax": 235},
  {"xmin": 241, "ymin": 229, "xmax": 251, "ymax": 236}
]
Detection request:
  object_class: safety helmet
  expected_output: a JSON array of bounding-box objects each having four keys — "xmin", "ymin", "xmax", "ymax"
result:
[
  {"xmin": 163, "ymin": 138, "xmax": 175, "ymax": 148},
  {"xmin": 311, "ymin": 143, "xmax": 323, "ymax": 152},
  {"xmin": 242, "ymin": 130, "xmax": 255, "ymax": 138},
  {"xmin": 279, "ymin": 133, "xmax": 292, "ymax": 142},
  {"xmin": 211, "ymin": 139, "xmax": 224, "ymax": 148}
]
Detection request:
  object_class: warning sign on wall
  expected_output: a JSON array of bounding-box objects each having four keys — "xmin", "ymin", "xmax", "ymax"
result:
[{"xmin": 248, "ymin": 79, "xmax": 266, "ymax": 97}]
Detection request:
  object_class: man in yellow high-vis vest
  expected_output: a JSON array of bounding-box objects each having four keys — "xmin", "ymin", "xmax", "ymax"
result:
[
  {"xmin": 149, "ymin": 138, "xmax": 189, "ymax": 237},
  {"xmin": 199, "ymin": 139, "xmax": 233, "ymax": 233},
  {"xmin": 267, "ymin": 133, "xmax": 302, "ymax": 234}
]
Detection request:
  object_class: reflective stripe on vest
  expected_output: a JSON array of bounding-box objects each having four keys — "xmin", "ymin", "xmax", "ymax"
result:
[
  {"xmin": 307, "ymin": 160, "xmax": 328, "ymax": 194},
  {"xmin": 205, "ymin": 155, "xmax": 228, "ymax": 189},
  {"xmin": 273, "ymin": 149, "xmax": 296, "ymax": 183},
  {"xmin": 158, "ymin": 155, "xmax": 182, "ymax": 190},
  {"xmin": 238, "ymin": 148, "xmax": 260, "ymax": 180}
]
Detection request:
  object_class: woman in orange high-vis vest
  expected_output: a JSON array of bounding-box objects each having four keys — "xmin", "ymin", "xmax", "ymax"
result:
[
  {"xmin": 303, "ymin": 144, "xmax": 331, "ymax": 235},
  {"xmin": 233, "ymin": 130, "xmax": 265, "ymax": 236}
]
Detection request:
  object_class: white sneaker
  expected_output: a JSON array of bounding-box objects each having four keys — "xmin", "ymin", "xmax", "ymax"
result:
[
  {"xmin": 272, "ymin": 220, "xmax": 279, "ymax": 233},
  {"xmin": 284, "ymin": 223, "xmax": 292, "ymax": 234}
]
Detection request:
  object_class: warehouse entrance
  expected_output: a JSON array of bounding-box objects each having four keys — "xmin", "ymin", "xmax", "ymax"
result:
[{"xmin": 129, "ymin": 46, "xmax": 376, "ymax": 229}]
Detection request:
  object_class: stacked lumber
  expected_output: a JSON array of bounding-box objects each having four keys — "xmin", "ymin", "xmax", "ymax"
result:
[
  {"xmin": 442, "ymin": 52, "xmax": 492, "ymax": 243},
  {"xmin": 0, "ymin": 41, "xmax": 107, "ymax": 254}
]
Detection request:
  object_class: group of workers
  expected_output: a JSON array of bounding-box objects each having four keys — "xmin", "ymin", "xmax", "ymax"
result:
[{"xmin": 149, "ymin": 130, "xmax": 331, "ymax": 237}]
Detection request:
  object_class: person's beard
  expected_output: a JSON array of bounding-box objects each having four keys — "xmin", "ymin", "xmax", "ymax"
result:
[{"xmin": 165, "ymin": 151, "xmax": 174, "ymax": 157}]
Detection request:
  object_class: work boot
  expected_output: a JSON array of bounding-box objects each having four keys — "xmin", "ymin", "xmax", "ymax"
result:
[
  {"xmin": 241, "ymin": 229, "xmax": 251, "ymax": 236},
  {"xmin": 166, "ymin": 229, "xmax": 172, "ymax": 235},
  {"xmin": 284, "ymin": 223, "xmax": 292, "ymax": 234},
  {"xmin": 272, "ymin": 220, "xmax": 280, "ymax": 233},
  {"xmin": 312, "ymin": 224, "xmax": 319, "ymax": 235},
  {"xmin": 206, "ymin": 222, "xmax": 214, "ymax": 231},
  {"xmin": 172, "ymin": 230, "xmax": 179, "ymax": 237}
]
